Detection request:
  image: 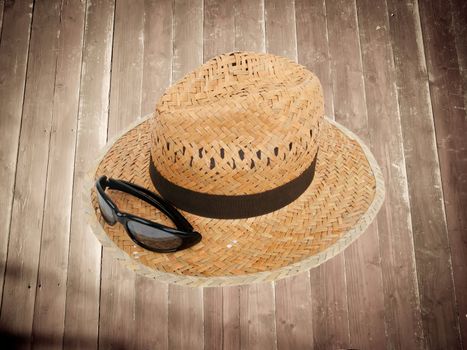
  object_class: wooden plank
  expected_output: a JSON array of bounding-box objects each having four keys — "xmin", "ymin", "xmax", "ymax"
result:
[
  {"xmin": 172, "ymin": 0, "xmax": 203, "ymax": 81},
  {"xmin": 450, "ymin": 0, "xmax": 467, "ymax": 108},
  {"xmin": 418, "ymin": 0, "xmax": 467, "ymax": 345},
  {"xmin": 295, "ymin": 0, "xmax": 334, "ymax": 116},
  {"xmin": 264, "ymin": 0, "xmax": 296, "ymax": 59},
  {"xmin": 134, "ymin": 278, "xmax": 168, "ymax": 350},
  {"xmin": 265, "ymin": 2, "xmax": 313, "ymax": 348},
  {"xmin": 0, "ymin": 0, "xmax": 62, "ymax": 346},
  {"xmin": 203, "ymin": 287, "xmax": 223, "ymax": 349},
  {"xmin": 449, "ymin": 0, "xmax": 467, "ymax": 342},
  {"xmin": 106, "ymin": 0, "xmax": 144, "ymax": 137},
  {"xmin": 309, "ymin": 259, "xmax": 350, "ymax": 349},
  {"xmin": 275, "ymin": 273, "xmax": 313, "ymax": 349},
  {"xmin": 140, "ymin": 0, "xmax": 173, "ymax": 115},
  {"xmin": 168, "ymin": 285, "xmax": 204, "ymax": 350},
  {"xmin": 168, "ymin": 2, "xmax": 204, "ymax": 350},
  {"xmin": 223, "ymin": 286, "xmax": 241, "ymax": 350},
  {"xmin": 133, "ymin": 1, "xmax": 173, "ymax": 349},
  {"xmin": 234, "ymin": 0, "xmax": 265, "ymax": 52},
  {"xmin": 98, "ymin": 0, "xmax": 144, "ymax": 349},
  {"xmin": 239, "ymin": 283, "xmax": 277, "ymax": 349},
  {"xmin": 321, "ymin": 0, "xmax": 387, "ymax": 348},
  {"xmin": 355, "ymin": 0, "xmax": 425, "ymax": 348},
  {"xmin": 345, "ymin": 223, "xmax": 386, "ymax": 349},
  {"xmin": 63, "ymin": 1, "xmax": 115, "ymax": 348},
  {"xmin": 203, "ymin": 0, "xmax": 234, "ymax": 60},
  {"xmin": 30, "ymin": 1, "xmax": 86, "ymax": 349},
  {"xmin": 0, "ymin": 0, "xmax": 34, "ymax": 305},
  {"xmin": 386, "ymin": 0, "xmax": 461, "ymax": 348}
]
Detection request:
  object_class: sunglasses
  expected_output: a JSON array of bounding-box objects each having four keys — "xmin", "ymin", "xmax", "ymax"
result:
[{"xmin": 95, "ymin": 176, "xmax": 202, "ymax": 252}]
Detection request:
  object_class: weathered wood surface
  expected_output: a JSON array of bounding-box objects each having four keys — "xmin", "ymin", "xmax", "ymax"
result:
[
  {"xmin": 387, "ymin": 0, "xmax": 461, "ymax": 347},
  {"xmin": 0, "ymin": 2, "xmax": 63, "ymax": 349},
  {"xmin": 418, "ymin": 0, "xmax": 467, "ymax": 346},
  {"xmin": 63, "ymin": 1, "xmax": 115, "ymax": 349},
  {"xmin": 0, "ymin": 0, "xmax": 34, "ymax": 308},
  {"xmin": 31, "ymin": 1, "xmax": 86, "ymax": 349},
  {"xmin": 0, "ymin": 0, "xmax": 465, "ymax": 349},
  {"xmin": 357, "ymin": 0, "xmax": 426, "ymax": 347}
]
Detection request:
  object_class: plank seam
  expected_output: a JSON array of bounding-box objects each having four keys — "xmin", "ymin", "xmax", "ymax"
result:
[
  {"xmin": 31, "ymin": 1, "xmax": 66, "ymax": 340},
  {"xmin": 415, "ymin": 0, "xmax": 463, "ymax": 345},
  {"xmin": 97, "ymin": 0, "xmax": 118, "ymax": 347},
  {"xmin": 445, "ymin": 0, "xmax": 466, "ymax": 343},
  {"xmin": 62, "ymin": 0, "xmax": 89, "ymax": 341},
  {"xmin": 351, "ymin": 0, "xmax": 384, "ymax": 345},
  {"xmin": 0, "ymin": 0, "xmax": 35, "ymax": 316},
  {"xmin": 356, "ymin": 0, "xmax": 424, "ymax": 346}
]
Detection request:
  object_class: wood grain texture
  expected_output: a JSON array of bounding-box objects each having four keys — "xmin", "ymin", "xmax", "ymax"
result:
[
  {"xmin": 309, "ymin": 259, "xmax": 350, "ymax": 349},
  {"xmin": 0, "ymin": 0, "xmax": 33, "ymax": 306},
  {"xmin": 107, "ymin": 0, "xmax": 144, "ymax": 137},
  {"xmin": 295, "ymin": 0, "xmax": 334, "ymax": 117},
  {"xmin": 356, "ymin": 0, "xmax": 424, "ymax": 348},
  {"xmin": 264, "ymin": 0, "xmax": 296, "ymax": 59},
  {"xmin": 223, "ymin": 286, "xmax": 241, "ymax": 350},
  {"xmin": 450, "ymin": 0, "xmax": 467, "ymax": 343},
  {"xmin": 99, "ymin": 0, "xmax": 145, "ymax": 348},
  {"xmin": 168, "ymin": 285, "xmax": 204, "ymax": 350},
  {"xmin": 387, "ymin": 0, "xmax": 461, "ymax": 348},
  {"xmin": 31, "ymin": 1, "xmax": 86, "ymax": 349},
  {"xmin": 345, "ymin": 223, "xmax": 386, "ymax": 349},
  {"xmin": 240, "ymin": 283, "xmax": 277, "ymax": 350},
  {"xmin": 0, "ymin": 1, "xmax": 62, "ymax": 347},
  {"xmin": 133, "ymin": 1, "xmax": 173, "ymax": 349},
  {"xmin": 168, "ymin": 2, "xmax": 204, "ymax": 349},
  {"xmin": 324, "ymin": 0, "xmax": 387, "ymax": 348},
  {"xmin": 234, "ymin": 0, "xmax": 265, "ymax": 52},
  {"xmin": 275, "ymin": 273, "xmax": 313, "ymax": 349},
  {"xmin": 203, "ymin": 0, "xmax": 234, "ymax": 60},
  {"xmin": 63, "ymin": 0, "xmax": 115, "ymax": 348},
  {"xmin": 172, "ymin": 0, "xmax": 203, "ymax": 81},
  {"xmin": 140, "ymin": 0, "xmax": 173, "ymax": 115},
  {"xmin": 204, "ymin": 287, "xmax": 223, "ymax": 349},
  {"xmin": 0, "ymin": 1, "xmax": 466, "ymax": 348},
  {"xmin": 418, "ymin": 0, "xmax": 467, "ymax": 346},
  {"xmin": 450, "ymin": 0, "xmax": 467, "ymax": 109}
]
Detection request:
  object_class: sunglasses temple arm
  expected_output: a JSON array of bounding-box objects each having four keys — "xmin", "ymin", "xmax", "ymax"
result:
[{"xmin": 107, "ymin": 178, "xmax": 194, "ymax": 232}]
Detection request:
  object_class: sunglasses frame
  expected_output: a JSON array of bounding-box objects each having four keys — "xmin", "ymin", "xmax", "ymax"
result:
[{"xmin": 95, "ymin": 176, "xmax": 202, "ymax": 252}]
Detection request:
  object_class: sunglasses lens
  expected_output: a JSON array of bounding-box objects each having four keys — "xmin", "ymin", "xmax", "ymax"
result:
[
  {"xmin": 127, "ymin": 220, "xmax": 183, "ymax": 251},
  {"xmin": 97, "ymin": 192, "xmax": 117, "ymax": 225}
]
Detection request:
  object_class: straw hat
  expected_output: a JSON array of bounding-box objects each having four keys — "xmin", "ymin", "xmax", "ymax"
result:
[{"xmin": 86, "ymin": 52, "xmax": 385, "ymax": 287}]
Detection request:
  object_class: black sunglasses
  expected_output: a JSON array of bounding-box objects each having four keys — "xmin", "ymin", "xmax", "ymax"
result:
[{"xmin": 95, "ymin": 176, "xmax": 202, "ymax": 252}]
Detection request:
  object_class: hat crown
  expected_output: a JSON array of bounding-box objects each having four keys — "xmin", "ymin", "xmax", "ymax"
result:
[{"xmin": 150, "ymin": 52, "xmax": 324, "ymax": 196}]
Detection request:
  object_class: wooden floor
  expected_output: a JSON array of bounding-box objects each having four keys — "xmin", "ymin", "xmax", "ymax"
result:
[{"xmin": 0, "ymin": 0, "xmax": 466, "ymax": 349}]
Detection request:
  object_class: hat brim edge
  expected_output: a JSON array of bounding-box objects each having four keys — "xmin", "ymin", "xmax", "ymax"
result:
[{"xmin": 84, "ymin": 114, "xmax": 385, "ymax": 288}]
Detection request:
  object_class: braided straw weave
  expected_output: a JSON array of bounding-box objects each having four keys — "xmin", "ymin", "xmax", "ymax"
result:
[
  {"xmin": 86, "ymin": 52, "xmax": 385, "ymax": 287},
  {"xmin": 152, "ymin": 52, "xmax": 322, "ymax": 194}
]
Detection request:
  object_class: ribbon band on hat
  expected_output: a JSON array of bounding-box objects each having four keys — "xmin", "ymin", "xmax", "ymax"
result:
[{"xmin": 149, "ymin": 151, "xmax": 318, "ymax": 219}]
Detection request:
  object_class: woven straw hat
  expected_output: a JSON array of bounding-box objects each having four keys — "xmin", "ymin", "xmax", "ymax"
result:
[{"xmin": 87, "ymin": 52, "xmax": 385, "ymax": 287}]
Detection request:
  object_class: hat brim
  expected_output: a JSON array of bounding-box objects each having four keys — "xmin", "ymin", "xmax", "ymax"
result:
[{"xmin": 85, "ymin": 115, "xmax": 385, "ymax": 287}]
